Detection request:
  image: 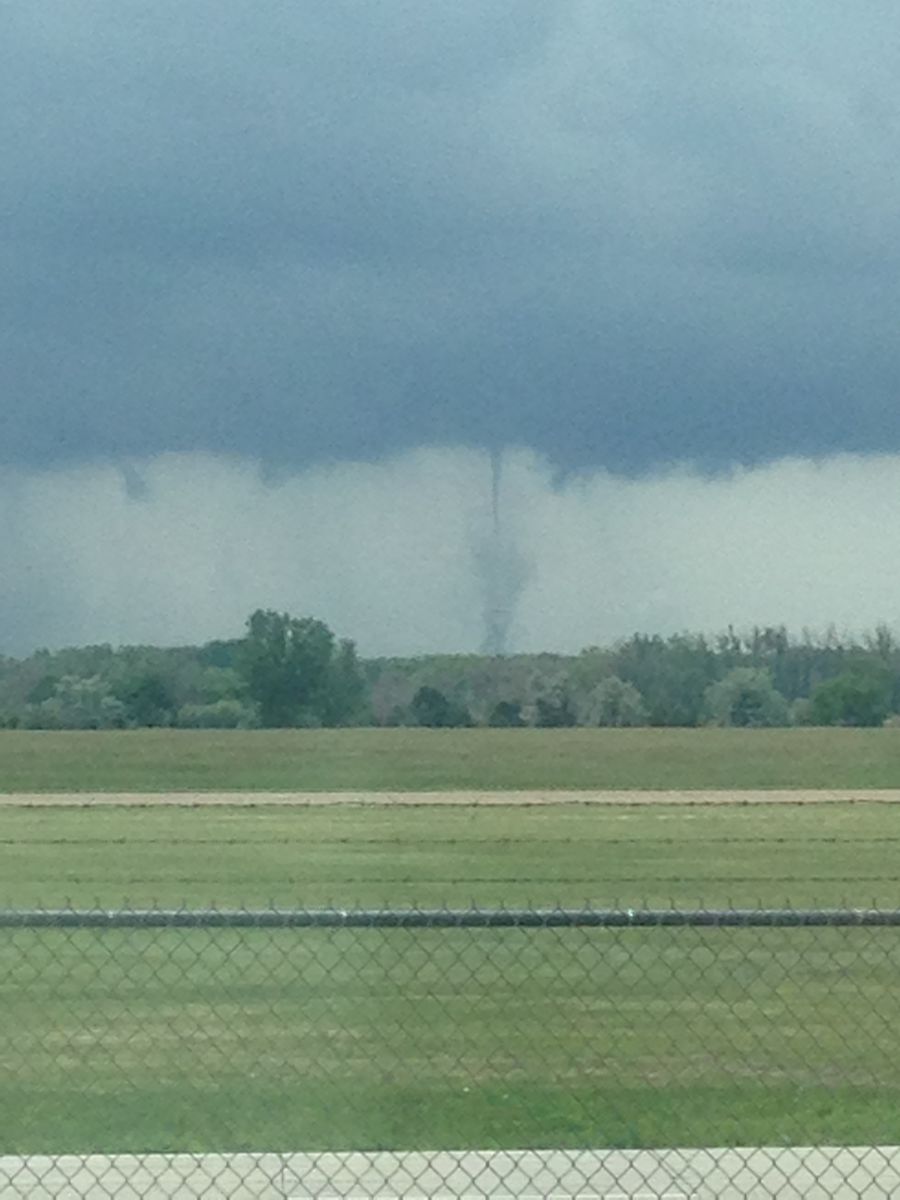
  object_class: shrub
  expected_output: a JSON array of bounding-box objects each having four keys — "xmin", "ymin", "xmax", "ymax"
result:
[
  {"xmin": 410, "ymin": 686, "xmax": 472, "ymax": 728},
  {"xmin": 704, "ymin": 668, "xmax": 789, "ymax": 728},
  {"xmin": 26, "ymin": 676, "xmax": 127, "ymax": 730},
  {"xmin": 585, "ymin": 676, "xmax": 648, "ymax": 727}
]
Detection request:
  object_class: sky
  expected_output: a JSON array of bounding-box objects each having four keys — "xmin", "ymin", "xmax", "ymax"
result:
[{"xmin": 3, "ymin": 1, "xmax": 900, "ymax": 655}]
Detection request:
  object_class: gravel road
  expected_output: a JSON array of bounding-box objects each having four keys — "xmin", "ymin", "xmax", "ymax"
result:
[{"xmin": 1, "ymin": 789, "xmax": 899, "ymax": 806}]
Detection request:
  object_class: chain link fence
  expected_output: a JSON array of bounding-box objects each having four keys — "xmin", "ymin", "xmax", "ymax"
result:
[{"xmin": 2, "ymin": 906, "xmax": 900, "ymax": 1198}]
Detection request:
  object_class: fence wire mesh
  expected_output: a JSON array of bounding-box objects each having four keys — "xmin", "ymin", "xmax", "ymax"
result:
[{"xmin": 2, "ymin": 906, "xmax": 900, "ymax": 1199}]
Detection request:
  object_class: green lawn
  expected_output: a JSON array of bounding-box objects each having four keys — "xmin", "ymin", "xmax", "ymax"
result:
[
  {"xmin": 4, "ymin": 921, "xmax": 900, "ymax": 1154},
  {"xmin": 3, "ymin": 775, "xmax": 900, "ymax": 1155},
  {"xmin": 2, "ymin": 800, "xmax": 900, "ymax": 909},
  {"xmin": 2, "ymin": 726, "xmax": 900, "ymax": 792}
]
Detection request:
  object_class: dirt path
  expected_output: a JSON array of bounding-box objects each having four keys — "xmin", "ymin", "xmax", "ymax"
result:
[{"xmin": 2, "ymin": 788, "xmax": 900, "ymax": 806}]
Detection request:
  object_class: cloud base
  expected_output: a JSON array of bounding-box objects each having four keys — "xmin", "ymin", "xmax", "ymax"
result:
[{"xmin": 2, "ymin": 447, "xmax": 897, "ymax": 658}]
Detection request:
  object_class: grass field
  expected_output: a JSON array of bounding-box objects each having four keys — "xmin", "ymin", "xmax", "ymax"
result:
[
  {"xmin": 2, "ymin": 800, "xmax": 900, "ymax": 909},
  {"xmin": 5, "ymin": 918, "xmax": 900, "ymax": 1155},
  {"xmin": 2, "ymin": 725, "xmax": 900, "ymax": 792},
  {"xmin": 3, "ymin": 728, "xmax": 900, "ymax": 1159},
  {"xmin": 3, "ymin": 798, "xmax": 900, "ymax": 1154}
]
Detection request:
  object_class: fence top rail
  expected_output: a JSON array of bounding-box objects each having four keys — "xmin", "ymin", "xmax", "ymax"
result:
[{"xmin": 0, "ymin": 907, "xmax": 899, "ymax": 929}]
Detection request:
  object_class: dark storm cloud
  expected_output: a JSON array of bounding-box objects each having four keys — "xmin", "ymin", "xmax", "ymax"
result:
[{"xmin": 3, "ymin": 0, "xmax": 900, "ymax": 474}]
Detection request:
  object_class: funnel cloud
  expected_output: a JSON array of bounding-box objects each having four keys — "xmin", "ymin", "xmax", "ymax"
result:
[
  {"xmin": 2, "ymin": 447, "xmax": 899, "ymax": 658},
  {"xmin": 476, "ymin": 450, "xmax": 529, "ymax": 656}
]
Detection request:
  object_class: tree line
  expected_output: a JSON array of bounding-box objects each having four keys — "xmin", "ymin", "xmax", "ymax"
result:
[{"xmin": 1, "ymin": 611, "xmax": 899, "ymax": 730}]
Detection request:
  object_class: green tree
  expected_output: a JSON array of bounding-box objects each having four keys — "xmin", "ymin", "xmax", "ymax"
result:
[
  {"xmin": 487, "ymin": 699, "xmax": 525, "ymax": 727},
  {"xmin": 117, "ymin": 673, "xmax": 177, "ymax": 727},
  {"xmin": 611, "ymin": 633, "xmax": 718, "ymax": 726},
  {"xmin": 26, "ymin": 674, "xmax": 58, "ymax": 705},
  {"xmin": 238, "ymin": 609, "xmax": 365, "ymax": 727},
  {"xmin": 320, "ymin": 639, "xmax": 368, "ymax": 726},
  {"xmin": 810, "ymin": 668, "xmax": 892, "ymax": 727},
  {"xmin": 586, "ymin": 676, "xmax": 648, "ymax": 727},
  {"xmin": 534, "ymin": 687, "xmax": 577, "ymax": 728},
  {"xmin": 410, "ymin": 686, "xmax": 472, "ymax": 728},
  {"xmin": 190, "ymin": 666, "xmax": 244, "ymax": 704},
  {"xmin": 704, "ymin": 668, "xmax": 789, "ymax": 727}
]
